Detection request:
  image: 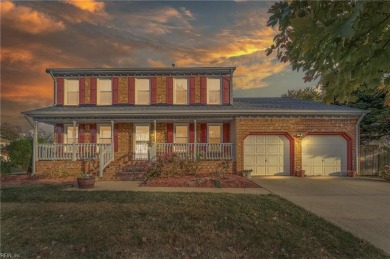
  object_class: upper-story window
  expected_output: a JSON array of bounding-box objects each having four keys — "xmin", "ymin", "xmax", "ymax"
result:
[
  {"xmin": 64, "ymin": 79, "xmax": 79, "ymax": 105},
  {"xmin": 174, "ymin": 78, "xmax": 188, "ymax": 104},
  {"xmin": 97, "ymin": 79, "xmax": 112, "ymax": 105},
  {"xmin": 207, "ymin": 78, "xmax": 221, "ymax": 105},
  {"xmin": 135, "ymin": 78, "xmax": 150, "ymax": 105}
]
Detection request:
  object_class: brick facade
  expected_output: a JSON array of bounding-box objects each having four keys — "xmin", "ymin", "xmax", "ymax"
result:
[{"xmin": 235, "ymin": 117, "xmax": 358, "ymax": 174}]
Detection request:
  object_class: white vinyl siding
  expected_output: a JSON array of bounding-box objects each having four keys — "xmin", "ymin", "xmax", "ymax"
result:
[
  {"xmin": 135, "ymin": 79, "xmax": 150, "ymax": 105},
  {"xmin": 207, "ymin": 78, "xmax": 221, "ymax": 105},
  {"xmin": 64, "ymin": 79, "xmax": 79, "ymax": 105},
  {"xmin": 97, "ymin": 79, "xmax": 112, "ymax": 105},
  {"xmin": 174, "ymin": 78, "xmax": 188, "ymax": 104}
]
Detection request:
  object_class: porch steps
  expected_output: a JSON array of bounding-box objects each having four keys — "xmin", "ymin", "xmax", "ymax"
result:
[{"xmin": 102, "ymin": 159, "xmax": 148, "ymax": 181}]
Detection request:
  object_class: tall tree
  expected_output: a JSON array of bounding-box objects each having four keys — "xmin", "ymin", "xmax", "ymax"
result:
[
  {"xmin": 267, "ymin": 1, "xmax": 390, "ymax": 104},
  {"xmin": 282, "ymin": 86, "xmax": 323, "ymax": 102}
]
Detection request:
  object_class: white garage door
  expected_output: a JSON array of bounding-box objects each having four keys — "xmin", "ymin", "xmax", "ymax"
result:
[
  {"xmin": 302, "ymin": 135, "xmax": 347, "ymax": 176},
  {"xmin": 244, "ymin": 135, "xmax": 290, "ymax": 176}
]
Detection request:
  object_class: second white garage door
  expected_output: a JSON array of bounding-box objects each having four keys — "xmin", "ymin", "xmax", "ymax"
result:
[
  {"xmin": 244, "ymin": 135, "xmax": 290, "ymax": 176},
  {"xmin": 302, "ymin": 135, "xmax": 347, "ymax": 176}
]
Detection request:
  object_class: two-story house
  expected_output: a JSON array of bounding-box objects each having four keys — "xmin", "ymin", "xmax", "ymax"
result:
[{"xmin": 23, "ymin": 67, "xmax": 366, "ymax": 179}]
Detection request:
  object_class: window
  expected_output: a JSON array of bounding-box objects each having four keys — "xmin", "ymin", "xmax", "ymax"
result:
[
  {"xmin": 207, "ymin": 78, "xmax": 221, "ymax": 104},
  {"xmin": 65, "ymin": 126, "xmax": 78, "ymax": 144},
  {"xmin": 98, "ymin": 79, "xmax": 112, "ymax": 105},
  {"xmin": 208, "ymin": 125, "xmax": 221, "ymax": 143},
  {"xmin": 98, "ymin": 126, "xmax": 112, "ymax": 144},
  {"xmin": 65, "ymin": 79, "xmax": 79, "ymax": 105},
  {"xmin": 174, "ymin": 78, "xmax": 188, "ymax": 104},
  {"xmin": 135, "ymin": 78, "xmax": 150, "ymax": 105},
  {"xmin": 175, "ymin": 125, "xmax": 188, "ymax": 144},
  {"xmin": 134, "ymin": 125, "xmax": 150, "ymax": 160}
]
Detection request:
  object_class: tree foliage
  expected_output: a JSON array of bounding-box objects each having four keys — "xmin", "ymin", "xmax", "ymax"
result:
[
  {"xmin": 282, "ymin": 86, "xmax": 323, "ymax": 102},
  {"xmin": 0, "ymin": 122, "xmax": 22, "ymax": 141},
  {"xmin": 267, "ymin": 1, "xmax": 390, "ymax": 104}
]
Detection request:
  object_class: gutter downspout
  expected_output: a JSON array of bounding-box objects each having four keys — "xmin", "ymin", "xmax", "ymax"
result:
[{"xmin": 356, "ymin": 112, "xmax": 367, "ymax": 175}]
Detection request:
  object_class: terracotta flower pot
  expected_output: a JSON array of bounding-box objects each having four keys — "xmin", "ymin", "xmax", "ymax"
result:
[
  {"xmin": 77, "ymin": 177, "xmax": 95, "ymax": 188},
  {"xmin": 296, "ymin": 170, "xmax": 305, "ymax": 177},
  {"xmin": 347, "ymin": 170, "xmax": 356, "ymax": 177}
]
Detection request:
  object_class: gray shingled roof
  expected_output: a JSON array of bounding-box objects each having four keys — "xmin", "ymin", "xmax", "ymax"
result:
[{"xmin": 23, "ymin": 98, "xmax": 365, "ymax": 121}]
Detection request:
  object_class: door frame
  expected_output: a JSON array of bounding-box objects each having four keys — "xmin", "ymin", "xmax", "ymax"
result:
[{"xmin": 243, "ymin": 132, "xmax": 295, "ymax": 176}]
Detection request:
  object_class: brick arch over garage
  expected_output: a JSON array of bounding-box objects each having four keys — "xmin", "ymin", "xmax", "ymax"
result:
[
  {"xmin": 241, "ymin": 132, "xmax": 295, "ymax": 176},
  {"xmin": 305, "ymin": 132, "xmax": 353, "ymax": 171}
]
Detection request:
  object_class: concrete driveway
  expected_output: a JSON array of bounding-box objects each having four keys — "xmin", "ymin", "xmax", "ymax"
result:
[{"xmin": 251, "ymin": 176, "xmax": 390, "ymax": 255}]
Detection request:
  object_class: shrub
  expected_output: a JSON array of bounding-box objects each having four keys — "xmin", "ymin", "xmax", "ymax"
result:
[
  {"xmin": 8, "ymin": 137, "xmax": 32, "ymax": 172},
  {"xmin": 145, "ymin": 153, "xmax": 200, "ymax": 179},
  {"xmin": 0, "ymin": 158, "xmax": 13, "ymax": 175}
]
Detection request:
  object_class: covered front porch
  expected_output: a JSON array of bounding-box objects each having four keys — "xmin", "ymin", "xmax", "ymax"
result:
[{"xmin": 31, "ymin": 118, "xmax": 236, "ymax": 177}]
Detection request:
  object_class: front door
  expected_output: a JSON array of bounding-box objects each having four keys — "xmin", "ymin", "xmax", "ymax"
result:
[{"xmin": 134, "ymin": 125, "xmax": 150, "ymax": 160}]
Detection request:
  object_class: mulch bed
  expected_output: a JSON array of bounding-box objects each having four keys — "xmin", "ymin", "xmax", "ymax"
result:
[
  {"xmin": 141, "ymin": 173, "xmax": 259, "ymax": 188},
  {"xmin": 1, "ymin": 174, "xmax": 76, "ymax": 186}
]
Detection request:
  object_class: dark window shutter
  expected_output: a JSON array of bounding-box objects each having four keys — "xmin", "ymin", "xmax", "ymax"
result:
[
  {"xmin": 55, "ymin": 124, "xmax": 64, "ymax": 143},
  {"xmin": 151, "ymin": 77, "xmax": 157, "ymax": 104},
  {"xmin": 90, "ymin": 78, "xmax": 97, "ymax": 104},
  {"xmin": 167, "ymin": 123, "xmax": 173, "ymax": 143},
  {"xmin": 222, "ymin": 76, "xmax": 230, "ymax": 104},
  {"xmin": 189, "ymin": 76, "xmax": 195, "ymax": 104},
  {"xmin": 223, "ymin": 123, "xmax": 230, "ymax": 143},
  {"xmin": 200, "ymin": 77, "xmax": 207, "ymax": 104},
  {"xmin": 166, "ymin": 77, "xmax": 173, "ymax": 104},
  {"xmin": 90, "ymin": 124, "xmax": 97, "ymax": 143},
  {"xmin": 78, "ymin": 124, "xmax": 85, "ymax": 143},
  {"xmin": 112, "ymin": 77, "xmax": 119, "ymax": 104},
  {"xmin": 114, "ymin": 124, "xmax": 119, "ymax": 152},
  {"xmin": 79, "ymin": 78, "xmax": 85, "ymax": 105},
  {"xmin": 57, "ymin": 78, "xmax": 64, "ymax": 105},
  {"xmin": 189, "ymin": 123, "xmax": 194, "ymax": 143},
  {"xmin": 128, "ymin": 77, "xmax": 135, "ymax": 104},
  {"xmin": 200, "ymin": 123, "xmax": 207, "ymax": 143}
]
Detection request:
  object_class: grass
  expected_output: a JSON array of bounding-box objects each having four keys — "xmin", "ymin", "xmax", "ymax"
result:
[{"xmin": 1, "ymin": 184, "xmax": 387, "ymax": 258}]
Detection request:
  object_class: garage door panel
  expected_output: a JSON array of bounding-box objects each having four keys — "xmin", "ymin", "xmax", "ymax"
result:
[
  {"xmin": 302, "ymin": 135, "xmax": 347, "ymax": 176},
  {"xmin": 244, "ymin": 135, "xmax": 290, "ymax": 176}
]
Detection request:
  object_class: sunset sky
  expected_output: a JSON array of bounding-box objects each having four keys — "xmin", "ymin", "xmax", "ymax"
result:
[{"xmin": 1, "ymin": 0, "xmax": 313, "ymax": 130}]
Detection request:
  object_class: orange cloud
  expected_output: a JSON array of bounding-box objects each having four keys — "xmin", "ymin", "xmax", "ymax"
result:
[
  {"xmin": 147, "ymin": 59, "xmax": 167, "ymax": 67},
  {"xmin": 1, "ymin": 1, "xmax": 65, "ymax": 34},
  {"xmin": 1, "ymin": 49, "xmax": 33, "ymax": 64},
  {"xmin": 63, "ymin": 0, "xmax": 105, "ymax": 13},
  {"xmin": 1, "ymin": 83, "xmax": 52, "ymax": 103}
]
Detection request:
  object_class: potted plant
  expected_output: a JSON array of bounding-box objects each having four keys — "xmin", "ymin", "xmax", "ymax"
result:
[
  {"xmin": 347, "ymin": 170, "xmax": 356, "ymax": 177},
  {"xmin": 379, "ymin": 165, "xmax": 390, "ymax": 182},
  {"xmin": 295, "ymin": 169, "xmax": 305, "ymax": 177},
  {"xmin": 77, "ymin": 173, "xmax": 95, "ymax": 188},
  {"xmin": 242, "ymin": 169, "xmax": 253, "ymax": 178}
]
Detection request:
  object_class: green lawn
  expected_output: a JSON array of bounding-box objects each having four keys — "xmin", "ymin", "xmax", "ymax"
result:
[{"xmin": 1, "ymin": 184, "xmax": 386, "ymax": 258}]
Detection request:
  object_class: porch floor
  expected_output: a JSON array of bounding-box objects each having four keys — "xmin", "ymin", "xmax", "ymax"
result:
[{"xmin": 66, "ymin": 181, "xmax": 269, "ymax": 194}]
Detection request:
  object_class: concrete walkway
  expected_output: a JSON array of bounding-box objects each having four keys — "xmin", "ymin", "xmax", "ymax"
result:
[
  {"xmin": 69, "ymin": 180, "xmax": 270, "ymax": 195},
  {"xmin": 251, "ymin": 176, "xmax": 390, "ymax": 255}
]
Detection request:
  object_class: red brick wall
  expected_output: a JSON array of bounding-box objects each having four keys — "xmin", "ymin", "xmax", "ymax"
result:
[{"xmin": 235, "ymin": 117, "xmax": 358, "ymax": 174}]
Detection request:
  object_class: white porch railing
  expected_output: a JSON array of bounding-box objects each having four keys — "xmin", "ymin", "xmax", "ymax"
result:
[
  {"xmin": 37, "ymin": 143, "xmax": 111, "ymax": 161},
  {"xmin": 155, "ymin": 143, "xmax": 234, "ymax": 160},
  {"xmin": 99, "ymin": 142, "xmax": 114, "ymax": 177}
]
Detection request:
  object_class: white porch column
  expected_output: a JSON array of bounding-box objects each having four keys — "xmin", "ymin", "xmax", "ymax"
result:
[
  {"xmin": 194, "ymin": 120, "xmax": 197, "ymax": 160},
  {"xmin": 111, "ymin": 120, "xmax": 115, "ymax": 157},
  {"xmin": 32, "ymin": 121, "xmax": 38, "ymax": 176},
  {"xmin": 72, "ymin": 120, "xmax": 77, "ymax": 161}
]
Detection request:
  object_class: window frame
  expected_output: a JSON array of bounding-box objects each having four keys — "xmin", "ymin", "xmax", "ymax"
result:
[
  {"xmin": 64, "ymin": 79, "xmax": 79, "ymax": 106},
  {"xmin": 97, "ymin": 125, "xmax": 112, "ymax": 144},
  {"xmin": 64, "ymin": 125, "xmax": 78, "ymax": 144},
  {"xmin": 207, "ymin": 124, "xmax": 222, "ymax": 144},
  {"xmin": 174, "ymin": 124, "xmax": 189, "ymax": 144},
  {"xmin": 173, "ymin": 78, "xmax": 189, "ymax": 105},
  {"xmin": 135, "ymin": 78, "xmax": 151, "ymax": 105},
  {"xmin": 97, "ymin": 78, "xmax": 112, "ymax": 106},
  {"xmin": 206, "ymin": 77, "xmax": 222, "ymax": 105}
]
